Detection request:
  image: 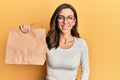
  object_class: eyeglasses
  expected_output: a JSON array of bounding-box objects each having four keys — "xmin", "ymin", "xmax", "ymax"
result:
[{"xmin": 57, "ymin": 15, "xmax": 75, "ymax": 23}]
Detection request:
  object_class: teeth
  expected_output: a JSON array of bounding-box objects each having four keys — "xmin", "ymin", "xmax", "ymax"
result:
[
  {"xmin": 62, "ymin": 26, "xmax": 67, "ymax": 27},
  {"xmin": 62, "ymin": 26, "xmax": 67, "ymax": 30},
  {"xmin": 60, "ymin": 25, "xmax": 68, "ymax": 30}
]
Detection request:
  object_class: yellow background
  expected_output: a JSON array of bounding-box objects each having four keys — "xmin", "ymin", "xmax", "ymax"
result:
[{"xmin": 0, "ymin": 0, "xmax": 120, "ymax": 80}]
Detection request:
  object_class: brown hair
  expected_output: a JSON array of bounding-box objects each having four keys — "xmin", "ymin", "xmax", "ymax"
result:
[{"xmin": 46, "ymin": 3, "xmax": 80, "ymax": 50}]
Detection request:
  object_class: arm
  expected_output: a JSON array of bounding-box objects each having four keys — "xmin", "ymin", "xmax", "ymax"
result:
[{"xmin": 80, "ymin": 40, "xmax": 90, "ymax": 80}]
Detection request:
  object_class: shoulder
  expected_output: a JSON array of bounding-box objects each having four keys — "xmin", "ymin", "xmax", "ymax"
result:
[
  {"xmin": 75, "ymin": 37, "xmax": 88, "ymax": 46},
  {"xmin": 75, "ymin": 37, "xmax": 88, "ymax": 52}
]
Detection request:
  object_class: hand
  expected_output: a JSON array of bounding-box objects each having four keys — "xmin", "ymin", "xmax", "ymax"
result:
[{"xmin": 19, "ymin": 24, "xmax": 34, "ymax": 33}]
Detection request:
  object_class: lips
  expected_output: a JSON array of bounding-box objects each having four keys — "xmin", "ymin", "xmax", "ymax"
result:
[{"xmin": 61, "ymin": 25, "xmax": 68, "ymax": 30}]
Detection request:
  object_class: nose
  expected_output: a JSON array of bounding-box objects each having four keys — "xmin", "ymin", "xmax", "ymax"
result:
[{"xmin": 63, "ymin": 18, "xmax": 68, "ymax": 24}]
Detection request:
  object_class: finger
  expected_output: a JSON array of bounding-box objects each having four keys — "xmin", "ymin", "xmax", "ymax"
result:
[
  {"xmin": 25, "ymin": 24, "xmax": 28, "ymax": 30},
  {"xmin": 21, "ymin": 25, "xmax": 25, "ymax": 32},
  {"xmin": 29, "ymin": 23, "xmax": 34, "ymax": 31},
  {"xmin": 22, "ymin": 24, "xmax": 27, "ymax": 33},
  {"xmin": 19, "ymin": 25, "xmax": 22, "ymax": 31},
  {"xmin": 27, "ymin": 24, "xmax": 31, "ymax": 32}
]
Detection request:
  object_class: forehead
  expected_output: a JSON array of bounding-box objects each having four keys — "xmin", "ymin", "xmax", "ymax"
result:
[{"xmin": 59, "ymin": 8, "xmax": 74, "ymax": 16}]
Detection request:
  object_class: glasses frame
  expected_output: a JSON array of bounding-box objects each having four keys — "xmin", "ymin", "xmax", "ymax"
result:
[{"xmin": 57, "ymin": 15, "xmax": 75, "ymax": 23}]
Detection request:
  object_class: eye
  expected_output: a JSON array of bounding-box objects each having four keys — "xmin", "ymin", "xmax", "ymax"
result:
[
  {"xmin": 58, "ymin": 16, "xmax": 64, "ymax": 19},
  {"xmin": 68, "ymin": 16, "xmax": 74, "ymax": 20}
]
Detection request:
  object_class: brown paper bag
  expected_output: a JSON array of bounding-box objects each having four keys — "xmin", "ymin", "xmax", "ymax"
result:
[{"xmin": 5, "ymin": 28, "xmax": 46, "ymax": 65}]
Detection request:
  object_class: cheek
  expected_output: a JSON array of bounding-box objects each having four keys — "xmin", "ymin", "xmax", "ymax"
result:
[
  {"xmin": 69, "ymin": 25, "xmax": 74, "ymax": 30},
  {"xmin": 69, "ymin": 22, "xmax": 76, "ymax": 30},
  {"xmin": 70, "ymin": 22, "xmax": 75, "ymax": 28},
  {"xmin": 57, "ymin": 23, "xmax": 61, "ymax": 29}
]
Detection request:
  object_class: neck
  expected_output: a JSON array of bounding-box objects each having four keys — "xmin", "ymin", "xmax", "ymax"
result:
[{"xmin": 60, "ymin": 33, "xmax": 74, "ymax": 44}]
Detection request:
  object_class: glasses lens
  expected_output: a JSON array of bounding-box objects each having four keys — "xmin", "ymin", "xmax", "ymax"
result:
[
  {"xmin": 67, "ymin": 16, "xmax": 74, "ymax": 22},
  {"xmin": 58, "ymin": 16, "xmax": 64, "ymax": 22}
]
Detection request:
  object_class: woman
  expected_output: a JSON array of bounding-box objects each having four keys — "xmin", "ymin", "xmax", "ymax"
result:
[{"xmin": 19, "ymin": 3, "xmax": 90, "ymax": 80}]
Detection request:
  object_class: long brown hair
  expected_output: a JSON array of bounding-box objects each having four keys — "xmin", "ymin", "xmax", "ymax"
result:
[{"xmin": 46, "ymin": 3, "xmax": 80, "ymax": 50}]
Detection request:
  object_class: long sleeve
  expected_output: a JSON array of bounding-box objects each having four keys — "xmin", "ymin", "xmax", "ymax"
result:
[{"xmin": 80, "ymin": 40, "xmax": 90, "ymax": 80}]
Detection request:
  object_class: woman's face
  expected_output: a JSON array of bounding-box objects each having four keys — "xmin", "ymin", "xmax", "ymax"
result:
[{"xmin": 57, "ymin": 8, "xmax": 76, "ymax": 34}]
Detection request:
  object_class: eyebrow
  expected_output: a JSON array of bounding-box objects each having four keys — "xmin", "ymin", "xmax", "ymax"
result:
[{"xmin": 58, "ymin": 15, "xmax": 74, "ymax": 17}]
